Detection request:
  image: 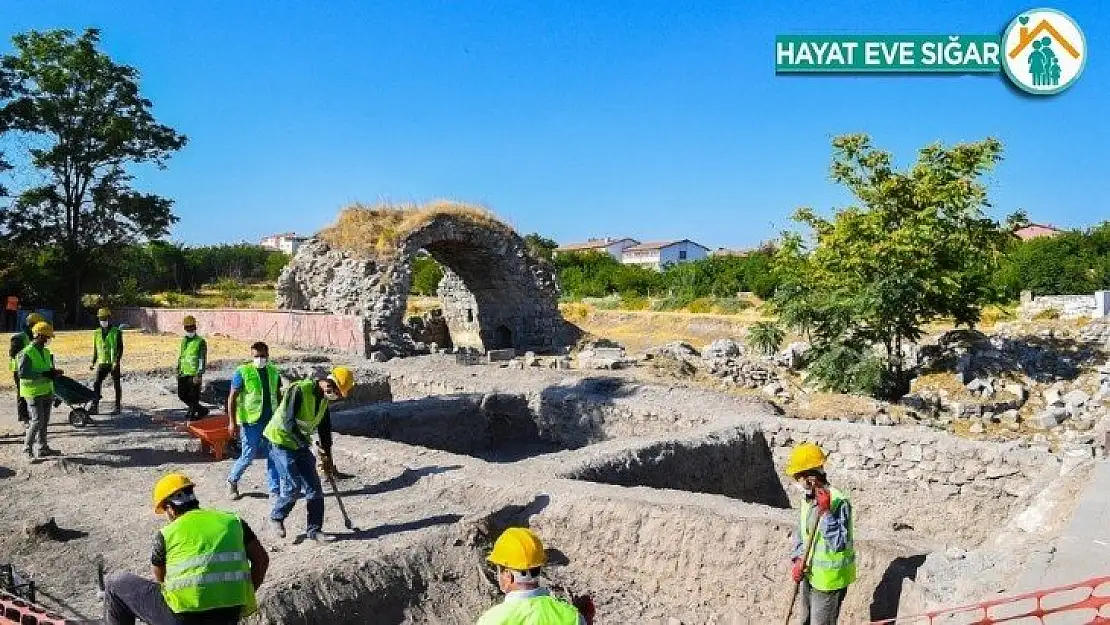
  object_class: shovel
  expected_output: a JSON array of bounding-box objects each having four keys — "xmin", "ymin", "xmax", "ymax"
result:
[
  {"xmin": 784, "ymin": 509, "xmax": 826, "ymax": 625},
  {"xmin": 321, "ymin": 459, "xmax": 358, "ymax": 531}
]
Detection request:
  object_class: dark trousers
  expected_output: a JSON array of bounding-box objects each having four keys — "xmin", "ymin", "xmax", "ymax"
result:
[
  {"xmin": 13, "ymin": 373, "xmax": 29, "ymax": 422},
  {"xmin": 798, "ymin": 579, "xmax": 847, "ymax": 625},
  {"xmin": 93, "ymin": 363, "xmax": 122, "ymax": 407},
  {"xmin": 102, "ymin": 572, "xmax": 240, "ymax": 625},
  {"xmin": 270, "ymin": 445, "xmax": 324, "ymax": 533},
  {"xmin": 176, "ymin": 376, "xmax": 207, "ymax": 417}
]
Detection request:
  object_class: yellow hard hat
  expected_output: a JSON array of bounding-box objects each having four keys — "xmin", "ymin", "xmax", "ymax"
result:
[
  {"xmin": 97, "ymin": 307, "xmax": 111, "ymax": 319},
  {"xmin": 25, "ymin": 313, "xmax": 45, "ymax": 327},
  {"xmin": 31, "ymin": 322, "xmax": 54, "ymax": 338},
  {"xmin": 328, "ymin": 366, "xmax": 355, "ymax": 398},
  {"xmin": 488, "ymin": 527, "xmax": 547, "ymax": 571},
  {"xmin": 152, "ymin": 473, "xmax": 194, "ymax": 514},
  {"xmin": 182, "ymin": 315, "xmax": 197, "ymax": 327},
  {"xmin": 785, "ymin": 442, "xmax": 826, "ymax": 477}
]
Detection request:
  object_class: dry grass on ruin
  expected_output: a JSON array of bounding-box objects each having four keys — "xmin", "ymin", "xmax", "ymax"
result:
[{"xmin": 319, "ymin": 201, "xmax": 513, "ymax": 258}]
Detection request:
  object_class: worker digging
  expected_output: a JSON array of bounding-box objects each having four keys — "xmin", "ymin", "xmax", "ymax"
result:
[
  {"xmin": 90, "ymin": 307, "xmax": 124, "ymax": 416},
  {"xmin": 785, "ymin": 442, "xmax": 856, "ymax": 625},
  {"xmin": 263, "ymin": 366, "xmax": 356, "ymax": 543},
  {"xmin": 100, "ymin": 473, "xmax": 269, "ymax": 625}
]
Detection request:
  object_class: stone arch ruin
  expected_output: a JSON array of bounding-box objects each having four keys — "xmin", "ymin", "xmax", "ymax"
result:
[{"xmin": 276, "ymin": 205, "xmax": 567, "ymax": 356}]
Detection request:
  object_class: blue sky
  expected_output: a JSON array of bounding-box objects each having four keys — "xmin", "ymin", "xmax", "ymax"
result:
[{"xmin": 4, "ymin": 1, "xmax": 1108, "ymax": 248}]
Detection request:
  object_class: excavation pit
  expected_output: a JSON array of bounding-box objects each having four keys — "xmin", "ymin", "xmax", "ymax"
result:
[{"xmin": 562, "ymin": 430, "xmax": 792, "ymax": 508}]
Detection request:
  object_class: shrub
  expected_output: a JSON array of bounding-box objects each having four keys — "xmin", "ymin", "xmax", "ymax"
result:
[
  {"xmin": 687, "ymin": 297, "xmax": 715, "ymax": 314},
  {"xmin": 213, "ymin": 278, "xmax": 253, "ymax": 307},
  {"xmin": 620, "ymin": 292, "xmax": 649, "ymax": 310},
  {"xmin": 561, "ymin": 302, "xmax": 590, "ymax": 322},
  {"xmin": 711, "ymin": 297, "xmax": 751, "ymax": 315},
  {"xmin": 747, "ymin": 321, "xmax": 785, "ymax": 356},
  {"xmin": 805, "ymin": 345, "xmax": 893, "ymax": 397},
  {"xmin": 1032, "ymin": 308, "xmax": 1061, "ymax": 321}
]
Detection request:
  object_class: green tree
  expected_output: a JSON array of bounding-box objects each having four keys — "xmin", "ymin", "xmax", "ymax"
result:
[
  {"xmin": 0, "ymin": 28, "xmax": 187, "ymax": 321},
  {"xmin": 773, "ymin": 134, "xmax": 1012, "ymax": 398},
  {"xmin": 411, "ymin": 253, "xmax": 444, "ymax": 295},
  {"xmin": 523, "ymin": 233, "xmax": 558, "ymax": 261},
  {"xmin": 264, "ymin": 251, "xmax": 290, "ymax": 282}
]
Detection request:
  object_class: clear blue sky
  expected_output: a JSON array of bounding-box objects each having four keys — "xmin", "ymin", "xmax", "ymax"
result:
[{"xmin": 5, "ymin": 1, "xmax": 1108, "ymax": 248}]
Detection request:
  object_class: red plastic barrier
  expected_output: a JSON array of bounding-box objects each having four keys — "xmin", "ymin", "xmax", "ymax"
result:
[
  {"xmin": 871, "ymin": 574, "xmax": 1110, "ymax": 624},
  {"xmin": 0, "ymin": 591, "xmax": 73, "ymax": 625}
]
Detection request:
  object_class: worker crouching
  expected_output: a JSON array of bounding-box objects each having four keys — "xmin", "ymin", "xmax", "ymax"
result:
[
  {"xmin": 786, "ymin": 442, "xmax": 856, "ymax": 625},
  {"xmin": 102, "ymin": 473, "xmax": 268, "ymax": 625},
  {"xmin": 478, "ymin": 527, "xmax": 588, "ymax": 625}
]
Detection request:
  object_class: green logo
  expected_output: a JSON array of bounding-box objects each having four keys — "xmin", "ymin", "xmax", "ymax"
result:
[{"xmin": 1000, "ymin": 8, "xmax": 1086, "ymax": 94}]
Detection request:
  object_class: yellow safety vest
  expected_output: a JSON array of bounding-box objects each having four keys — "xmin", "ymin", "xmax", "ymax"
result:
[
  {"xmin": 476, "ymin": 593, "xmax": 582, "ymax": 625},
  {"xmin": 178, "ymin": 336, "xmax": 206, "ymax": 376},
  {"xmin": 17, "ymin": 343, "xmax": 54, "ymax": 399},
  {"xmin": 234, "ymin": 363, "xmax": 281, "ymax": 425},
  {"xmin": 263, "ymin": 379, "xmax": 328, "ymax": 450},
  {"xmin": 94, "ymin": 326, "xmax": 122, "ymax": 365},
  {"xmin": 799, "ymin": 487, "xmax": 857, "ymax": 592},
  {"xmin": 160, "ymin": 508, "xmax": 256, "ymax": 615}
]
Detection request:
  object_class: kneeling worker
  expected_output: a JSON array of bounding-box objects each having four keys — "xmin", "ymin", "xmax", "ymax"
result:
[
  {"xmin": 478, "ymin": 527, "xmax": 588, "ymax": 625},
  {"xmin": 102, "ymin": 473, "xmax": 268, "ymax": 625},
  {"xmin": 263, "ymin": 366, "xmax": 355, "ymax": 543},
  {"xmin": 786, "ymin": 442, "xmax": 856, "ymax": 625}
]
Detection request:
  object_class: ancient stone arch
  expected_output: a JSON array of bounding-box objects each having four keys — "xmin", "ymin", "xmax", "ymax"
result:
[{"xmin": 276, "ymin": 207, "xmax": 566, "ymax": 355}]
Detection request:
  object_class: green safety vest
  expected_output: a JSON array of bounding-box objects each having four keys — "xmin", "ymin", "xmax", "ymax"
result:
[
  {"xmin": 17, "ymin": 343, "xmax": 54, "ymax": 400},
  {"xmin": 234, "ymin": 363, "xmax": 281, "ymax": 425},
  {"xmin": 799, "ymin": 487, "xmax": 857, "ymax": 592},
  {"xmin": 94, "ymin": 326, "xmax": 122, "ymax": 365},
  {"xmin": 263, "ymin": 379, "xmax": 328, "ymax": 451},
  {"xmin": 476, "ymin": 593, "xmax": 582, "ymax": 625},
  {"xmin": 159, "ymin": 508, "xmax": 256, "ymax": 615},
  {"xmin": 9, "ymin": 331, "xmax": 29, "ymax": 372},
  {"xmin": 178, "ymin": 336, "xmax": 206, "ymax": 376}
]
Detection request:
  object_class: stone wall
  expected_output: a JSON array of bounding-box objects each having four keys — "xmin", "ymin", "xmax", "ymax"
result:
[
  {"xmin": 1018, "ymin": 291, "xmax": 1110, "ymax": 319},
  {"xmin": 115, "ymin": 307, "xmax": 370, "ymax": 356},
  {"xmin": 276, "ymin": 213, "xmax": 568, "ymax": 354}
]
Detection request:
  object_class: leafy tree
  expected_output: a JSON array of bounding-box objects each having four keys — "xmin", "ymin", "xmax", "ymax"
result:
[
  {"xmin": 265, "ymin": 252, "xmax": 290, "ymax": 282},
  {"xmin": 773, "ymin": 134, "xmax": 1012, "ymax": 398},
  {"xmin": 0, "ymin": 28, "xmax": 187, "ymax": 321},
  {"xmin": 523, "ymin": 233, "xmax": 558, "ymax": 261},
  {"xmin": 411, "ymin": 253, "xmax": 444, "ymax": 295}
]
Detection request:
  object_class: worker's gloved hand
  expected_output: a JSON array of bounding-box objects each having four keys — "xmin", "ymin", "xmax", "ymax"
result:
[
  {"xmin": 815, "ymin": 487, "xmax": 832, "ymax": 514},
  {"xmin": 791, "ymin": 558, "xmax": 804, "ymax": 583}
]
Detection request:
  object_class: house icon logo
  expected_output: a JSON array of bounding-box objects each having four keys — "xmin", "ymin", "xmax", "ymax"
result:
[{"xmin": 1001, "ymin": 8, "xmax": 1086, "ymax": 94}]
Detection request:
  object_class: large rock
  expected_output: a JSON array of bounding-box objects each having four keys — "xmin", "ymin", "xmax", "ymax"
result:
[{"xmin": 703, "ymin": 338, "xmax": 742, "ymax": 360}]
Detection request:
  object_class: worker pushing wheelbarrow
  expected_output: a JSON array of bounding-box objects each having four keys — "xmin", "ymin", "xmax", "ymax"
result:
[{"xmin": 52, "ymin": 374, "xmax": 98, "ymax": 427}]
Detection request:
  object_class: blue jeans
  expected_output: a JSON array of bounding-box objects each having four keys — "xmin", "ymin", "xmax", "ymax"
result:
[
  {"xmin": 227, "ymin": 420, "xmax": 281, "ymax": 495},
  {"xmin": 269, "ymin": 444, "xmax": 324, "ymax": 533}
]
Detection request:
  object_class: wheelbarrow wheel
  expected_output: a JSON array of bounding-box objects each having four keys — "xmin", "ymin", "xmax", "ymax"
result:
[{"xmin": 69, "ymin": 408, "xmax": 91, "ymax": 428}]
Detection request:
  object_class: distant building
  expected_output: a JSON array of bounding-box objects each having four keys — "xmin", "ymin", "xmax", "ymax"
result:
[
  {"xmin": 260, "ymin": 232, "xmax": 308, "ymax": 255},
  {"xmin": 1013, "ymin": 223, "xmax": 1064, "ymax": 241},
  {"xmin": 553, "ymin": 237, "xmax": 640, "ymax": 260},
  {"xmin": 621, "ymin": 240, "xmax": 709, "ymax": 271},
  {"xmin": 710, "ymin": 247, "xmax": 751, "ymax": 258}
]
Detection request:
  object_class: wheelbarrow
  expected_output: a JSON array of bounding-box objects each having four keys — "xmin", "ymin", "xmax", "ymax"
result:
[
  {"xmin": 185, "ymin": 414, "xmax": 241, "ymax": 460},
  {"xmin": 52, "ymin": 375, "xmax": 99, "ymax": 427}
]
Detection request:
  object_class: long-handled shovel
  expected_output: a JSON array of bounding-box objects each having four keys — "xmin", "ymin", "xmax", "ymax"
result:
[
  {"xmin": 784, "ymin": 509, "xmax": 826, "ymax": 625},
  {"xmin": 322, "ymin": 461, "xmax": 358, "ymax": 531}
]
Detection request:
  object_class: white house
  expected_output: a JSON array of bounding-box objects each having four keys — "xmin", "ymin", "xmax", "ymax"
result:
[
  {"xmin": 553, "ymin": 237, "xmax": 640, "ymax": 260},
  {"xmin": 620, "ymin": 240, "xmax": 709, "ymax": 270},
  {"xmin": 260, "ymin": 232, "xmax": 308, "ymax": 255}
]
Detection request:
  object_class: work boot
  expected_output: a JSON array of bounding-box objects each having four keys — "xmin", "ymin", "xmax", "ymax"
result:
[
  {"xmin": 227, "ymin": 480, "xmax": 240, "ymax": 500},
  {"xmin": 23, "ymin": 449, "xmax": 35, "ymax": 463},
  {"xmin": 268, "ymin": 519, "xmax": 286, "ymax": 539},
  {"xmin": 306, "ymin": 530, "xmax": 336, "ymax": 544},
  {"xmin": 89, "ymin": 402, "xmax": 99, "ymax": 415},
  {"xmin": 37, "ymin": 447, "xmax": 61, "ymax": 457}
]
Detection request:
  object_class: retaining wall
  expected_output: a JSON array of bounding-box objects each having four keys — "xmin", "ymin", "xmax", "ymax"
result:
[
  {"xmin": 1018, "ymin": 291, "xmax": 1110, "ymax": 319},
  {"xmin": 116, "ymin": 307, "xmax": 370, "ymax": 357}
]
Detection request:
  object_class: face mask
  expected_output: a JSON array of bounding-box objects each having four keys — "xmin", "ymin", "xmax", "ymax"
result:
[
  {"xmin": 184, "ymin": 331, "xmax": 196, "ymax": 338},
  {"xmin": 253, "ymin": 357, "xmax": 268, "ymax": 368},
  {"xmin": 99, "ymin": 320, "xmax": 109, "ymax": 328},
  {"xmin": 793, "ymin": 481, "xmax": 809, "ymax": 494},
  {"xmin": 323, "ymin": 390, "xmax": 341, "ymax": 401}
]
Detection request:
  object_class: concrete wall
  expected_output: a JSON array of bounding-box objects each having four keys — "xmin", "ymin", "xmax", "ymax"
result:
[
  {"xmin": 1018, "ymin": 291, "xmax": 1109, "ymax": 319},
  {"xmin": 116, "ymin": 307, "xmax": 369, "ymax": 357}
]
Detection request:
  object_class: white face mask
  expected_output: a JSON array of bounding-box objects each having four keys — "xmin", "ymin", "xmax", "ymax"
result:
[
  {"xmin": 184, "ymin": 331, "xmax": 196, "ymax": 338},
  {"xmin": 99, "ymin": 320, "xmax": 109, "ymax": 328},
  {"xmin": 253, "ymin": 357, "xmax": 268, "ymax": 368},
  {"xmin": 793, "ymin": 481, "xmax": 809, "ymax": 494}
]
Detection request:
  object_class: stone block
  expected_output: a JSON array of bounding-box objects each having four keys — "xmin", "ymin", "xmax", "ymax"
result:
[
  {"xmin": 901, "ymin": 444, "xmax": 924, "ymax": 462},
  {"xmin": 1005, "ymin": 383, "xmax": 1028, "ymax": 402},
  {"xmin": 487, "ymin": 348, "xmax": 516, "ymax": 362},
  {"xmin": 1036, "ymin": 407, "xmax": 1067, "ymax": 428}
]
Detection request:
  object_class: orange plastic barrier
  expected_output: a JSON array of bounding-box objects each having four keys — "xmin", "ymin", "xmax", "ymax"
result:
[
  {"xmin": 871, "ymin": 575, "xmax": 1110, "ymax": 624},
  {"xmin": 185, "ymin": 414, "xmax": 234, "ymax": 460}
]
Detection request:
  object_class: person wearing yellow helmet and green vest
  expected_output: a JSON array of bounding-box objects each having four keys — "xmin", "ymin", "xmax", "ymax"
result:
[
  {"xmin": 101, "ymin": 473, "xmax": 269, "ymax": 625},
  {"xmin": 786, "ymin": 442, "xmax": 856, "ymax": 625},
  {"xmin": 176, "ymin": 315, "xmax": 209, "ymax": 420},
  {"xmin": 263, "ymin": 366, "xmax": 355, "ymax": 543},
  {"xmin": 477, "ymin": 527, "xmax": 588, "ymax": 625},
  {"xmin": 9, "ymin": 312, "xmax": 44, "ymax": 426},
  {"xmin": 89, "ymin": 307, "xmax": 124, "ymax": 415},
  {"xmin": 225, "ymin": 342, "xmax": 284, "ymax": 501},
  {"xmin": 16, "ymin": 321, "xmax": 64, "ymax": 462}
]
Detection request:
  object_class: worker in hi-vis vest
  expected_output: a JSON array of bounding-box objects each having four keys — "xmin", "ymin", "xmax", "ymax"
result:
[
  {"xmin": 786, "ymin": 442, "xmax": 856, "ymax": 625},
  {"xmin": 101, "ymin": 473, "xmax": 269, "ymax": 625},
  {"xmin": 17, "ymin": 321, "xmax": 63, "ymax": 461},
  {"xmin": 477, "ymin": 527, "xmax": 589, "ymax": 625},
  {"xmin": 263, "ymin": 366, "xmax": 355, "ymax": 544},
  {"xmin": 9, "ymin": 312, "xmax": 44, "ymax": 426},
  {"xmin": 226, "ymin": 341, "xmax": 285, "ymax": 501},
  {"xmin": 176, "ymin": 315, "xmax": 209, "ymax": 419},
  {"xmin": 89, "ymin": 307, "xmax": 124, "ymax": 415}
]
